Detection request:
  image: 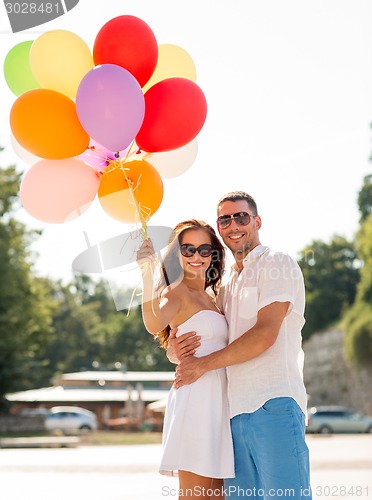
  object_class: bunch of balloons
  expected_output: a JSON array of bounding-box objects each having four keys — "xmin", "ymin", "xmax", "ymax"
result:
[{"xmin": 4, "ymin": 15, "xmax": 207, "ymax": 228}]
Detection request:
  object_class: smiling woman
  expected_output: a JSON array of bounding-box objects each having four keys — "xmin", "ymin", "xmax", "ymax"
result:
[
  {"xmin": 135, "ymin": 218, "xmax": 234, "ymax": 497},
  {"xmin": 136, "ymin": 219, "xmax": 225, "ymax": 341}
]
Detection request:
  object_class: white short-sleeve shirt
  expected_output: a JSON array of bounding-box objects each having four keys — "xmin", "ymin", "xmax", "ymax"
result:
[{"xmin": 217, "ymin": 245, "xmax": 308, "ymax": 418}]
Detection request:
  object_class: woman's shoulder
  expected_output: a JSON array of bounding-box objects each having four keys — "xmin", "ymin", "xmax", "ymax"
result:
[{"xmin": 161, "ymin": 281, "xmax": 186, "ymax": 300}]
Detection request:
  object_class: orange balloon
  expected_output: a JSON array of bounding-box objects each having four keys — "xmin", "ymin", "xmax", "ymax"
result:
[
  {"xmin": 10, "ymin": 89, "xmax": 90, "ymax": 159},
  {"xmin": 98, "ymin": 159, "xmax": 163, "ymax": 223}
]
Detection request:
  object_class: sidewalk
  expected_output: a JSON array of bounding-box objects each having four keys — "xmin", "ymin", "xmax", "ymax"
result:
[{"xmin": 0, "ymin": 437, "xmax": 371, "ymax": 499}]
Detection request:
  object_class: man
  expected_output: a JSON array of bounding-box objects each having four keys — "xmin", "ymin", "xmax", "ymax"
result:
[{"xmin": 171, "ymin": 191, "xmax": 312, "ymax": 500}]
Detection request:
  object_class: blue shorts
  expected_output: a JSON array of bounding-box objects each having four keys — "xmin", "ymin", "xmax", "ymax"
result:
[{"xmin": 224, "ymin": 397, "xmax": 312, "ymax": 499}]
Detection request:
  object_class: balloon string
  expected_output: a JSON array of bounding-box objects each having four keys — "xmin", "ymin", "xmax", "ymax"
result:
[
  {"xmin": 103, "ymin": 152, "xmax": 151, "ymax": 240},
  {"xmin": 124, "ymin": 259, "xmax": 158, "ymax": 319},
  {"xmin": 123, "ymin": 140, "xmax": 139, "ymax": 160},
  {"xmin": 119, "ymin": 163, "xmax": 149, "ymax": 240},
  {"xmin": 126, "ymin": 274, "xmax": 142, "ymax": 318},
  {"xmin": 100, "ymin": 149, "xmax": 157, "ymax": 317}
]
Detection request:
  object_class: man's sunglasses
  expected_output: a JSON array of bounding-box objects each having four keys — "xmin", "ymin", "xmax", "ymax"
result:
[
  {"xmin": 180, "ymin": 243, "xmax": 214, "ymax": 258},
  {"xmin": 216, "ymin": 211, "xmax": 257, "ymax": 229}
]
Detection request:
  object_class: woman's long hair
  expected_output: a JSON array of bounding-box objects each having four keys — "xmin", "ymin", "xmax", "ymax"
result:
[{"xmin": 154, "ymin": 219, "xmax": 225, "ymax": 348}]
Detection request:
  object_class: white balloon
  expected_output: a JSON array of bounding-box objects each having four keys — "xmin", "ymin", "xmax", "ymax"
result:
[
  {"xmin": 145, "ymin": 139, "xmax": 198, "ymax": 179},
  {"xmin": 10, "ymin": 133, "xmax": 41, "ymax": 166}
]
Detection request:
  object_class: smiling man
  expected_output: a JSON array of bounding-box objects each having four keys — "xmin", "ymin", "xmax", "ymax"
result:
[{"xmin": 173, "ymin": 191, "xmax": 312, "ymax": 500}]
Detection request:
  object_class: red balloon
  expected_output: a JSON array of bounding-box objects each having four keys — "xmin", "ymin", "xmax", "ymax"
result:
[
  {"xmin": 136, "ymin": 78, "xmax": 207, "ymax": 153},
  {"xmin": 93, "ymin": 15, "xmax": 158, "ymax": 88}
]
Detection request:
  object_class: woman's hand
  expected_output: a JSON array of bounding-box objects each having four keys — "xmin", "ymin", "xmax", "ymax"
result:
[
  {"xmin": 136, "ymin": 238, "xmax": 156, "ymax": 265},
  {"xmin": 136, "ymin": 238, "xmax": 158, "ymax": 271}
]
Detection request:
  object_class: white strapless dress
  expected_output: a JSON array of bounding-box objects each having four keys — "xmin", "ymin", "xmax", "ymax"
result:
[{"xmin": 159, "ymin": 310, "xmax": 235, "ymax": 478}]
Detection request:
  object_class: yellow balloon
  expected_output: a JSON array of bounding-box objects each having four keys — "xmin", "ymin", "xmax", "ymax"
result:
[
  {"xmin": 142, "ymin": 44, "xmax": 197, "ymax": 93},
  {"xmin": 30, "ymin": 30, "xmax": 94, "ymax": 98}
]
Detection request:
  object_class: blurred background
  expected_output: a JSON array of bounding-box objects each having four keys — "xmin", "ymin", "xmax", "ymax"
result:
[{"xmin": 0, "ymin": 0, "xmax": 371, "ymax": 438}]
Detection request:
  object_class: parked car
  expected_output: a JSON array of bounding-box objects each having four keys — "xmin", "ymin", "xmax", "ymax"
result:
[
  {"xmin": 306, "ymin": 406, "xmax": 372, "ymax": 434},
  {"xmin": 45, "ymin": 406, "xmax": 98, "ymax": 435}
]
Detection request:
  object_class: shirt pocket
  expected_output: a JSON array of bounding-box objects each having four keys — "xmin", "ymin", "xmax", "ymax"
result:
[{"xmin": 237, "ymin": 286, "xmax": 258, "ymax": 320}]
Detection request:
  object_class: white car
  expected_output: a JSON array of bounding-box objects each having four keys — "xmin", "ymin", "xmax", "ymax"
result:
[
  {"xmin": 45, "ymin": 406, "xmax": 98, "ymax": 434},
  {"xmin": 306, "ymin": 406, "xmax": 372, "ymax": 434}
]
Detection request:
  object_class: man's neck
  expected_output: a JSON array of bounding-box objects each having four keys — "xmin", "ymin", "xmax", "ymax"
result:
[{"xmin": 233, "ymin": 242, "xmax": 261, "ymax": 272}]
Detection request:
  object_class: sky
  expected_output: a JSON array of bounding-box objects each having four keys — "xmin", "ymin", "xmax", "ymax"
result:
[{"xmin": 1, "ymin": 0, "xmax": 372, "ymax": 292}]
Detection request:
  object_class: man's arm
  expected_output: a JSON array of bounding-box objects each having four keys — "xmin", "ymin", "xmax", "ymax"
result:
[
  {"xmin": 174, "ymin": 301, "xmax": 289, "ymax": 388},
  {"xmin": 166, "ymin": 328, "xmax": 201, "ymax": 364}
]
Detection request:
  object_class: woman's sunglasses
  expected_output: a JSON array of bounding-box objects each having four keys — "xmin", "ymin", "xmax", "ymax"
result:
[
  {"xmin": 180, "ymin": 243, "xmax": 214, "ymax": 258},
  {"xmin": 216, "ymin": 211, "xmax": 256, "ymax": 229}
]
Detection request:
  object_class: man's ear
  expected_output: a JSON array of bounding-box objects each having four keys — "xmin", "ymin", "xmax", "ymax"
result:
[{"xmin": 255, "ymin": 215, "xmax": 262, "ymax": 230}]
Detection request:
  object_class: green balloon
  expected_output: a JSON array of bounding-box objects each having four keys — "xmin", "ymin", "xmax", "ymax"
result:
[{"xmin": 3, "ymin": 41, "xmax": 41, "ymax": 96}]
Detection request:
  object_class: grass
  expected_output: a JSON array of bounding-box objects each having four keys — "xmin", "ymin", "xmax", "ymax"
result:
[
  {"xmin": 80, "ymin": 431, "xmax": 163, "ymax": 446},
  {"xmin": 0, "ymin": 430, "xmax": 163, "ymax": 446}
]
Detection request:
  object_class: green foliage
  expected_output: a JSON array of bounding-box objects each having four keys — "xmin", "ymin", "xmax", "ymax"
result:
[
  {"xmin": 358, "ymin": 174, "xmax": 372, "ymax": 223},
  {"xmin": 341, "ymin": 213, "xmax": 372, "ymax": 367},
  {"xmin": 0, "ymin": 159, "xmax": 172, "ymax": 412},
  {"xmin": 354, "ymin": 213, "xmax": 372, "ymax": 303},
  {"xmin": 297, "ymin": 236, "xmax": 359, "ymax": 340},
  {"xmin": 0, "ymin": 165, "xmax": 54, "ymax": 411},
  {"xmin": 0, "ymin": 163, "xmax": 22, "ymax": 216},
  {"xmin": 343, "ymin": 301, "xmax": 372, "ymax": 367},
  {"xmin": 340, "ymin": 146, "xmax": 372, "ymax": 367},
  {"xmin": 43, "ymin": 275, "xmax": 172, "ymax": 378}
]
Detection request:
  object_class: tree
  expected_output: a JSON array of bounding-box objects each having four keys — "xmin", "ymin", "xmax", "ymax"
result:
[
  {"xmin": 297, "ymin": 236, "xmax": 360, "ymax": 340},
  {"xmin": 343, "ymin": 301, "xmax": 372, "ymax": 367},
  {"xmin": 44, "ymin": 276, "xmax": 172, "ymax": 377},
  {"xmin": 357, "ymin": 174, "xmax": 372, "ymax": 223},
  {"xmin": 354, "ymin": 213, "xmax": 372, "ymax": 303},
  {"xmin": 0, "ymin": 162, "xmax": 54, "ymax": 411},
  {"xmin": 110, "ymin": 305, "xmax": 173, "ymax": 371},
  {"xmin": 343, "ymin": 213, "xmax": 372, "ymax": 367}
]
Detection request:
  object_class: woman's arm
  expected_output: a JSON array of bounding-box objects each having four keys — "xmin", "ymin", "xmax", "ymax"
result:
[{"xmin": 137, "ymin": 239, "xmax": 181, "ymax": 334}]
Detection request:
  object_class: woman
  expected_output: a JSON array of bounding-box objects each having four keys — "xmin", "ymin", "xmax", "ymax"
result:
[{"xmin": 136, "ymin": 219, "xmax": 234, "ymax": 500}]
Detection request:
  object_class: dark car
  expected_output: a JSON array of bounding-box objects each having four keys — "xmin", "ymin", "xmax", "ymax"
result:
[{"xmin": 306, "ymin": 405, "xmax": 372, "ymax": 434}]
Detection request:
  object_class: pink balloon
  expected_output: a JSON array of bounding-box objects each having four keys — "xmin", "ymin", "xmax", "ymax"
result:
[
  {"xmin": 78, "ymin": 139, "xmax": 129, "ymax": 171},
  {"xmin": 20, "ymin": 158, "xmax": 100, "ymax": 223},
  {"xmin": 76, "ymin": 64, "xmax": 145, "ymax": 153}
]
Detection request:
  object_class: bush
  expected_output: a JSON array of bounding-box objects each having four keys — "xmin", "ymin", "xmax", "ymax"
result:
[{"xmin": 344, "ymin": 302, "xmax": 372, "ymax": 367}]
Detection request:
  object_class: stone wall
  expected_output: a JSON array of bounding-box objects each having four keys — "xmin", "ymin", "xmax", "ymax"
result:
[{"xmin": 303, "ymin": 328, "xmax": 372, "ymax": 415}]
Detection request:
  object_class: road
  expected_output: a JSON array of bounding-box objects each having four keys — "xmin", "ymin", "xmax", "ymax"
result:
[{"xmin": 0, "ymin": 435, "xmax": 371, "ymax": 499}]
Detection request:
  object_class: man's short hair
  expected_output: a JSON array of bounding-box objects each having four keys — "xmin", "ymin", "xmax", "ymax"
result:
[{"xmin": 217, "ymin": 191, "xmax": 258, "ymax": 215}]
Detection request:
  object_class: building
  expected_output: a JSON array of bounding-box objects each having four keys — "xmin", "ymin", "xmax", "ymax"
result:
[{"xmin": 6, "ymin": 370, "xmax": 174, "ymax": 429}]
